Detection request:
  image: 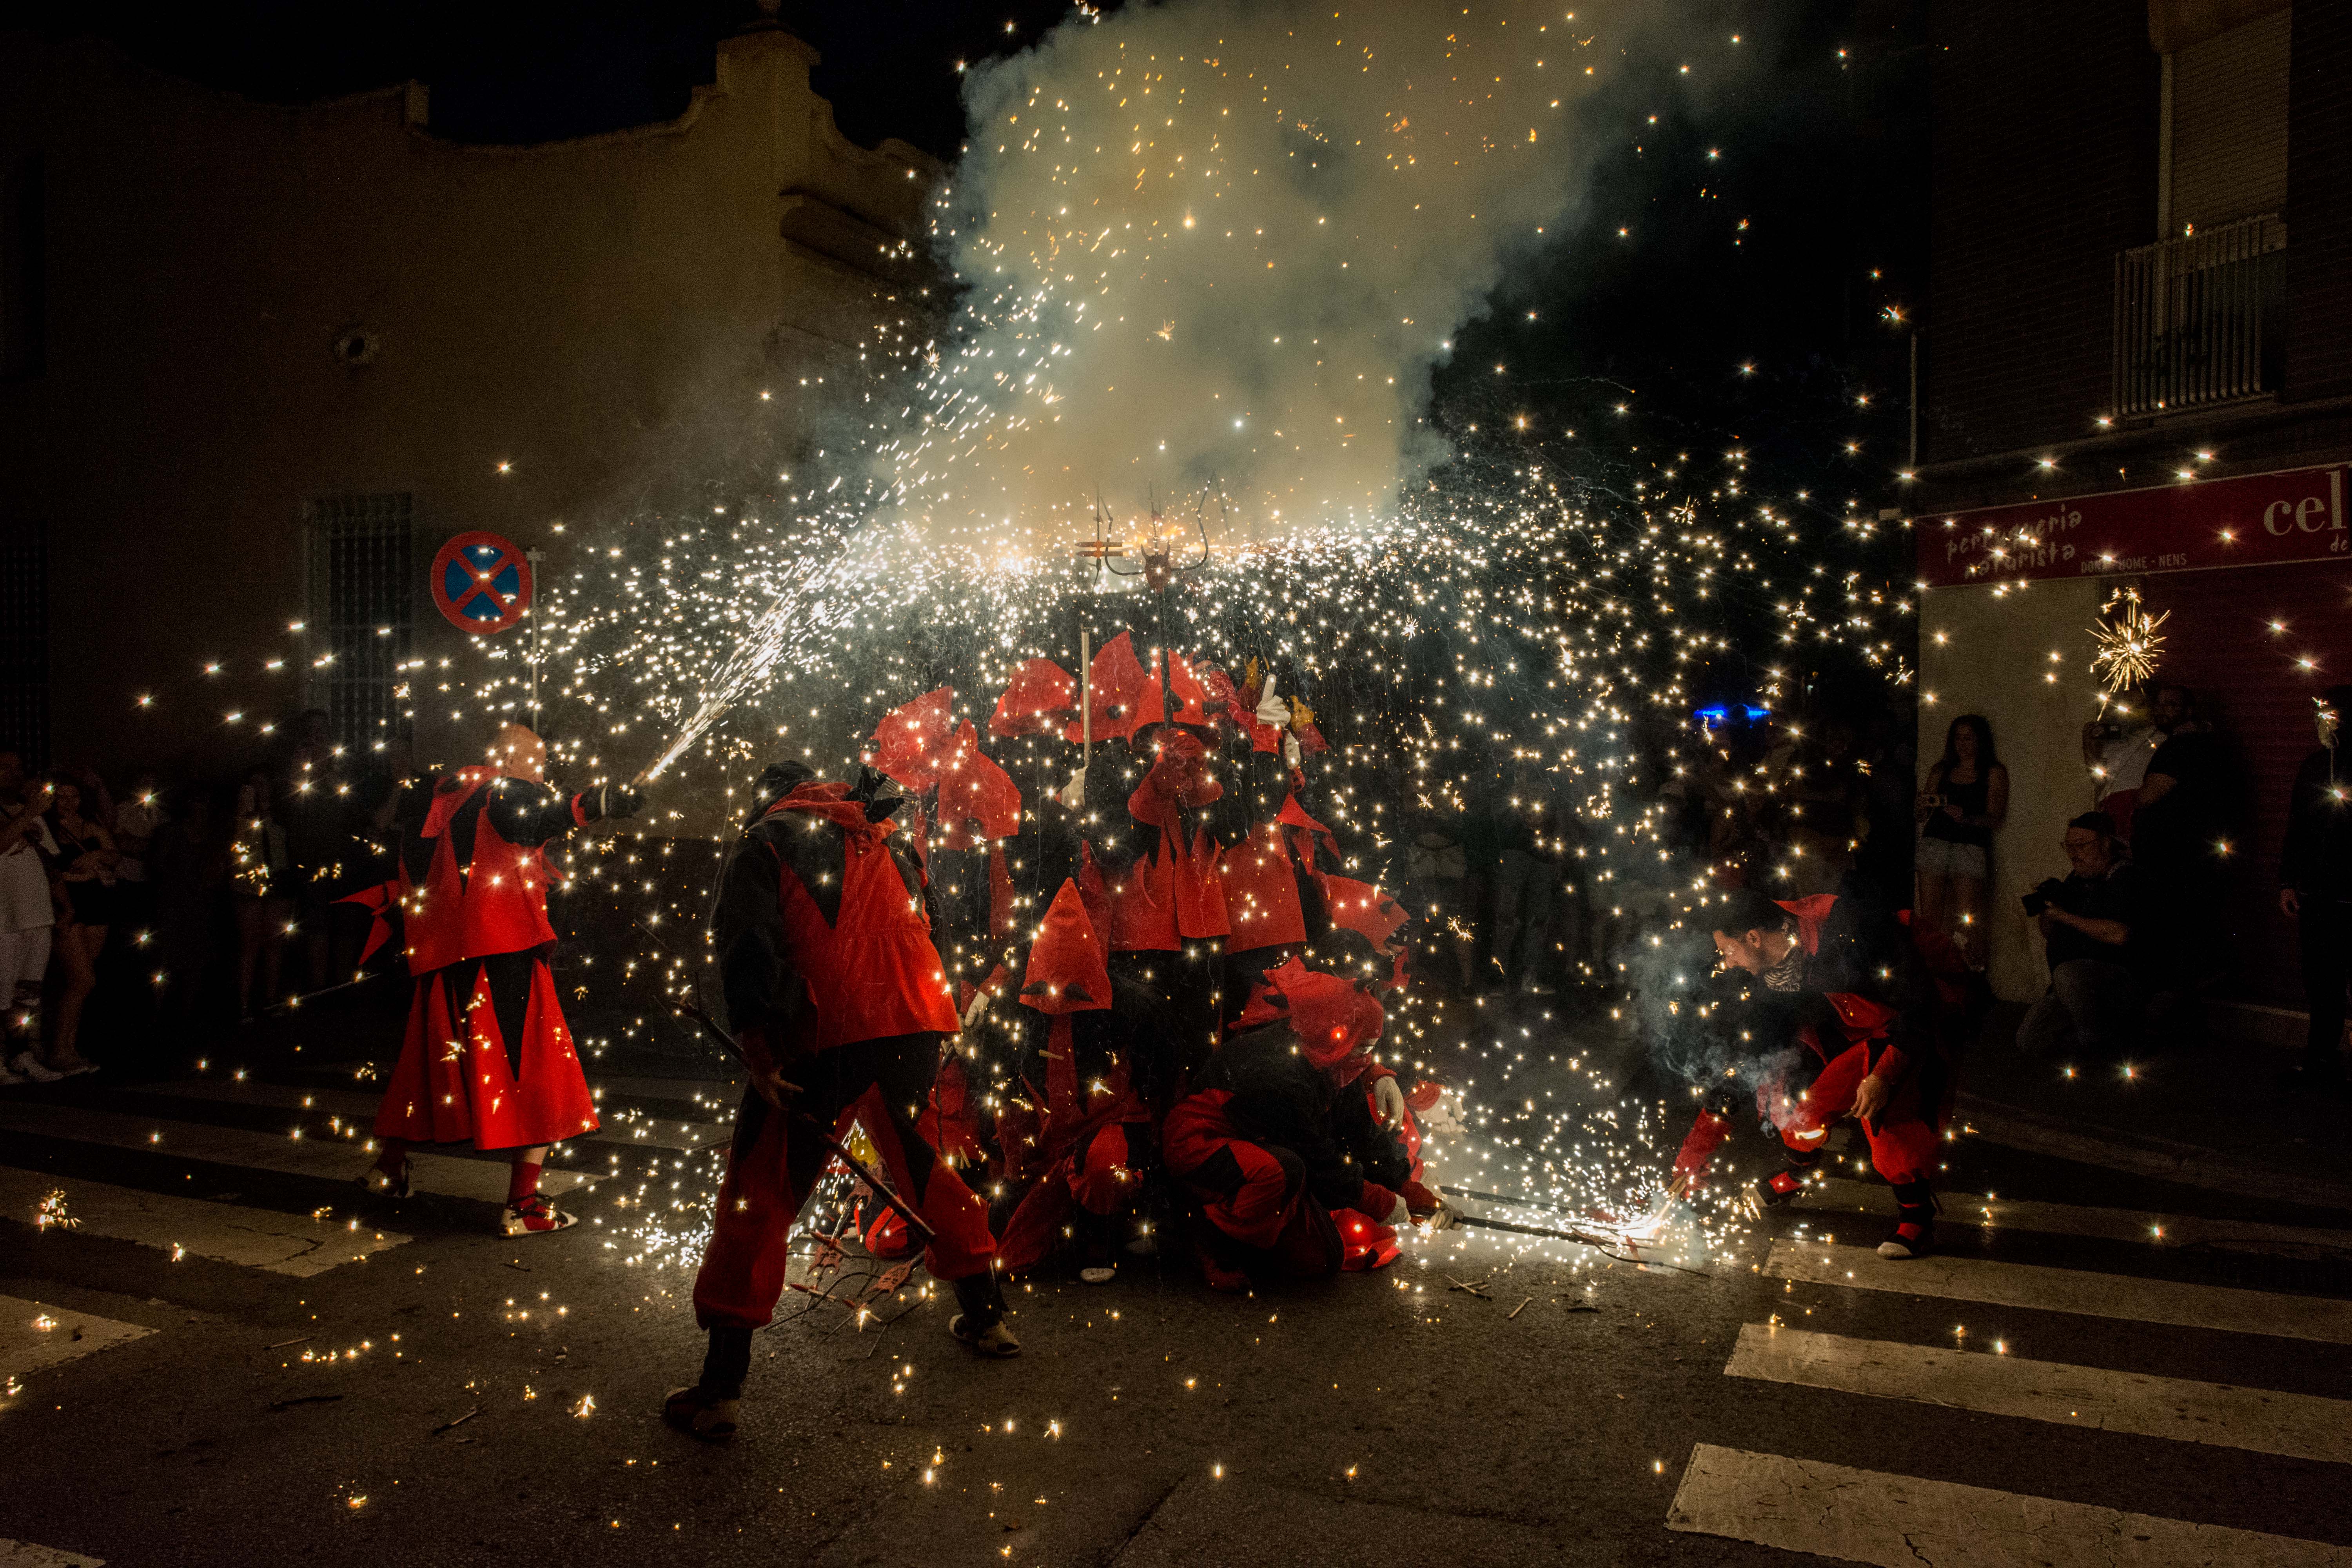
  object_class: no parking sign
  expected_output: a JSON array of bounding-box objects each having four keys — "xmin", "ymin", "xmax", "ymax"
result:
[{"xmin": 430, "ymin": 532, "xmax": 534, "ymax": 634}]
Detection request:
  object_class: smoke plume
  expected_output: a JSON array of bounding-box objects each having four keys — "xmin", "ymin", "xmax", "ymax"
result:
[{"xmin": 885, "ymin": 0, "xmax": 1626, "ymax": 542}]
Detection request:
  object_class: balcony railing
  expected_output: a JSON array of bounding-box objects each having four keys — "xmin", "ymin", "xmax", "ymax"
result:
[{"xmin": 2112, "ymin": 212, "xmax": 2285, "ymax": 417}]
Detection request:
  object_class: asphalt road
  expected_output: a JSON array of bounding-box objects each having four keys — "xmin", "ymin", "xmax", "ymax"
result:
[{"xmin": 4, "ymin": 997, "xmax": 2351, "ymax": 1568}]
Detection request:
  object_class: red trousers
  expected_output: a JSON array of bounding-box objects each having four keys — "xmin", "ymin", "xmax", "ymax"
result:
[
  {"xmin": 993, "ymin": 1120, "xmax": 1151, "ymax": 1273},
  {"xmin": 692, "ymin": 1031, "xmax": 999, "ymax": 1332},
  {"xmin": 1163, "ymin": 1091, "xmax": 1394, "ymax": 1276},
  {"xmin": 1760, "ymin": 1042, "xmax": 1945, "ymax": 1187}
]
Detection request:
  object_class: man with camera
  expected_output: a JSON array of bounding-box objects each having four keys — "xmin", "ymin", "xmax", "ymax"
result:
[{"xmin": 2015, "ymin": 812, "xmax": 2148, "ymax": 1063}]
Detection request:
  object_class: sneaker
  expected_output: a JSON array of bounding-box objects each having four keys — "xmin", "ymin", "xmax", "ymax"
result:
[
  {"xmin": 662, "ymin": 1385, "xmax": 740, "ymax": 1444},
  {"xmin": 1755, "ymin": 1167, "xmax": 1811, "ymax": 1208},
  {"xmin": 0, "ymin": 1064, "xmax": 25, "ymax": 1087},
  {"xmin": 949, "ymin": 1314, "xmax": 1022, "ymax": 1357},
  {"xmin": 1878, "ymin": 1210, "xmax": 1935, "ymax": 1260},
  {"xmin": 500, "ymin": 1194, "xmax": 577, "ymax": 1236},
  {"xmin": 9, "ymin": 1053, "xmax": 62, "ymax": 1083},
  {"xmin": 51, "ymin": 1055, "xmax": 100, "ymax": 1078}
]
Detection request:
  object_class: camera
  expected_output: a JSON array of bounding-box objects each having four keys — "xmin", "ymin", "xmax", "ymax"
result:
[{"xmin": 2020, "ymin": 877, "xmax": 2069, "ymax": 918}]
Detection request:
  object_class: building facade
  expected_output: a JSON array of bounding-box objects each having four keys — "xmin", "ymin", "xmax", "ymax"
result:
[
  {"xmin": 0, "ymin": 22, "xmax": 934, "ymax": 778},
  {"xmin": 1917, "ymin": 0, "xmax": 2352, "ymax": 1007}
]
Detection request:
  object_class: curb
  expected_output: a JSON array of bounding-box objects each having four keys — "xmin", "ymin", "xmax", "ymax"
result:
[{"xmin": 1953, "ymin": 1092, "xmax": 2352, "ymax": 1213}]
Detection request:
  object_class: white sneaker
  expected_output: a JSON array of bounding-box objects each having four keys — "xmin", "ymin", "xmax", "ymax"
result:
[
  {"xmin": 0, "ymin": 1064, "xmax": 26, "ymax": 1087},
  {"xmin": 9, "ymin": 1053, "xmax": 61, "ymax": 1083}
]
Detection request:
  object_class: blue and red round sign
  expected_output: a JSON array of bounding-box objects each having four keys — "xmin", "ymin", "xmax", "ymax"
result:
[{"xmin": 430, "ymin": 532, "xmax": 533, "ymax": 635}]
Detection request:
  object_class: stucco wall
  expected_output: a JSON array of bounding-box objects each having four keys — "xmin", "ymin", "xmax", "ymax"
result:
[
  {"xmin": 1916, "ymin": 576, "xmax": 2109, "ymax": 1002},
  {"xmin": 0, "ymin": 27, "xmax": 935, "ymax": 776}
]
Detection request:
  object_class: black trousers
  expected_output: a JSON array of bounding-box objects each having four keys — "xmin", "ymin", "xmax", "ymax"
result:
[{"xmin": 2299, "ymin": 900, "xmax": 2352, "ymax": 1080}]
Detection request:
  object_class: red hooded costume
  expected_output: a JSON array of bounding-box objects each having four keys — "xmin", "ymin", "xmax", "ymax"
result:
[{"xmin": 358, "ymin": 767, "xmax": 613, "ymax": 1152}]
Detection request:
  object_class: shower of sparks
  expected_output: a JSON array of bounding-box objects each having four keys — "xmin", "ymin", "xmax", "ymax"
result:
[
  {"xmin": 2089, "ymin": 586, "xmax": 2168, "ymax": 694},
  {"xmin": 167, "ymin": 3, "xmax": 1914, "ymax": 1281}
]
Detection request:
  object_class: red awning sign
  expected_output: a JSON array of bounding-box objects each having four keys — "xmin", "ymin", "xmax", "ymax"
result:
[
  {"xmin": 1916, "ymin": 461, "xmax": 2349, "ymax": 588},
  {"xmin": 431, "ymin": 532, "xmax": 534, "ymax": 634}
]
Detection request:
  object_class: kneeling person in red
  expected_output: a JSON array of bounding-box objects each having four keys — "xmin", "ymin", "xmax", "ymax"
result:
[
  {"xmin": 1689, "ymin": 889, "xmax": 1958, "ymax": 1259},
  {"xmin": 668, "ymin": 763, "xmax": 1013, "ymax": 1443},
  {"xmin": 1163, "ymin": 958, "xmax": 1436, "ymax": 1289},
  {"xmin": 357, "ymin": 724, "xmax": 642, "ymax": 1236}
]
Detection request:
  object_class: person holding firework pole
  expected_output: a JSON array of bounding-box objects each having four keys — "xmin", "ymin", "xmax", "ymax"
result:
[
  {"xmin": 666, "ymin": 760, "xmax": 1013, "ymax": 1445},
  {"xmin": 352, "ymin": 724, "xmax": 644, "ymax": 1235},
  {"xmin": 1672, "ymin": 887, "xmax": 1973, "ymax": 1260}
]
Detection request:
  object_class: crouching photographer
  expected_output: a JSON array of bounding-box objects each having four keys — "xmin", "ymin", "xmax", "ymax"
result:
[{"xmin": 2015, "ymin": 812, "xmax": 2150, "ymax": 1064}]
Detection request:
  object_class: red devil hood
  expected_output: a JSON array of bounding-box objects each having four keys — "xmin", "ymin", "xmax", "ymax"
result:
[
  {"xmin": 868, "ymin": 687, "xmax": 957, "ymax": 792},
  {"xmin": 1021, "ymin": 879, "xmax": 1112, "ymax": 1016},
  {"xmin": 1774, "ymin": 893, "xmax": 1839, "ymax": 955},
  {"xmin": 935, "ymin": 720, "xmax": 1022, "ymax": 849},
  {"xmin": 1234, "ymin": 956, "xmax": 1385, "ymax": 1073},
  {"xmin": 1063, "ymin": 631, "xmax": 1163, "ymax": 743},
  {"xmin": 991, "ymin": 658, "xmax": 1075, "ymax": 738}
]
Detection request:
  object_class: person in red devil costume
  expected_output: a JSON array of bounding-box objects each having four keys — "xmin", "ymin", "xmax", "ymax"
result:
[
  {"xmin": 992, "ymin": 879, "xmax": 1161, "ymax": 1285},
  {"xmin": 355, "ymin": 724, "xmax": 644, "ymax": 1236},
  {"xmin": 1163, "ymin": 958, "xmax": 1439, "ymax": 1288},
  {"xmin": 664, "ymin": 761, "xmax": 1013, "ymax": 1444},
  {"xmin": 1674, "ymin": 887, "xmax": 1971, "ymax": 1259}
]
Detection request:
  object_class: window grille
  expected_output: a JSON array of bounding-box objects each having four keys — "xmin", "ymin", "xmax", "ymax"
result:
[
  {"xmin": 2112, "ymin": 213, "xmax": 2285, "ymax": 418},
  {"xmin": 306, "ymin": 494, "xmax": 413, "ymax": 758}
]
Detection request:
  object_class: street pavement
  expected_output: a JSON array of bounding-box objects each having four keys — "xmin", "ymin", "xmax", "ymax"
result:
[{"xmin": 3, "ymin": 995, "xmax": 2351, "ymax": 1568}]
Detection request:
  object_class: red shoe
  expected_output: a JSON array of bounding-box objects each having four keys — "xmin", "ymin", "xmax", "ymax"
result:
[{"xmin": 501, "ymin": 1193, "xmax": 577, "ymax": 1237}]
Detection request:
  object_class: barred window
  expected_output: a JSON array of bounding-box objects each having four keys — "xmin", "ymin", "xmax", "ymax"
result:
[{"xmin": 306, "ymin": 494, "xmax": 414, "ymax": 758}]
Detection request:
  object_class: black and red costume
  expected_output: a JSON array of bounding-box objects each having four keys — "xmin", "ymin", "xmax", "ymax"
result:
[
  {"xmin": 1164, "ymin": 958, "xmax": 1426, "ymax": 1283},
  {"xmin": 992, "ymin": 879, "xmax": 1160, "ymax": 1274},
  {"xmin": 358, "ymin": 766, "xmax": 623, "ymax": 1152},
  {"xmin": 1675, "ymin": 894, "xmax": 1974, "ymax": 1253},
  {"xmin": 688, "ymin": 764, "xmax": 1005, "ymax": 1391}
]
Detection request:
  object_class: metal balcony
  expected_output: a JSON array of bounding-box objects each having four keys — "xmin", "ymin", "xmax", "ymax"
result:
[{"xmin": 2112, "ymin": 212, "xmax": 2285, "ymax": 417}]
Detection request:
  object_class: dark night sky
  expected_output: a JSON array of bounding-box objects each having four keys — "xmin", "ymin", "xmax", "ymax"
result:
[{"xmin": 56, "ymin": 0, "xmax": 1928, "ymax": 697}]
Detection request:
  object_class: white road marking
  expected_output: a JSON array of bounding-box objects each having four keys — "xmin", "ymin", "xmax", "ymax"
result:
[
  {"xmin": 1725, "ymin": 1323, "xmax": 2352, "ymax": 1465},
  {"xmin": 1792, "ymin": 1176, "xmax": 2352, "ymax": 1256},
  {"xmin": 0, "ymin": 1102, "xmax": 586, "ymax": 1204},
  {"xmin": 1766, "ymin": 1240, "xmax": 2352, "ymax": 1345},
  {"xmin": 0, "ymin": 1168, "xmax": 408, "ymax": 1277},
  {"xmin": 0, "ymin": 1540, "xmax": 104, "ymax": 1567},
  {"xmin": 1666, "ymin": 1443, "xmax": 2352, "ymax": 1566},
  {"xmin": 147, "ymin": 1078, "xmax": 727, "ymax": 1152},
  {"xmin": 0, "ymin": 1294, "xmax": 154, "ymax": 1385}
]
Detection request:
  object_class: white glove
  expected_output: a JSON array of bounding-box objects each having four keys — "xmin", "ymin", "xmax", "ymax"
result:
[
  {"xmin": 1255, "ymin": 686, "xmax": 1290, "ymax": 731},
  {"xmin": 1282, "ymin": 731, "xmax": 1302, "ymax": 767},
  {"xmin": 960, "ymin": 990, "xmax": 990, "ymax": 1030},
  {"xmin": 1058, "ymin": 765, "xmax": 1087, "ymax": 808},
  {"xmin": 1384, "ymin": 1193, "xmax": 1411, "ymax": 1227},
  {"xmin": 1369, "ymin": 1074, "xmax": 1406, "ymax": 1129}
]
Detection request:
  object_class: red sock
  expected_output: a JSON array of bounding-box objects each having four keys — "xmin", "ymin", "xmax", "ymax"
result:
[{"xmin": 507, "ymin": 1159, "xmax": 543, "ymax": 1206}]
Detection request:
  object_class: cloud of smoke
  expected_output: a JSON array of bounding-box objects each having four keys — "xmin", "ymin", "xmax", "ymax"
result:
[{"xmin": 887, "ymin": 0, "xmax": 1626, "ymax": 541}]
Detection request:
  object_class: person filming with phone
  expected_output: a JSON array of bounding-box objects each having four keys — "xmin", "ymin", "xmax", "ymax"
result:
[{"xmin": 2014, "ymin": 811, "xmax": 2148, "ymax": 1064}]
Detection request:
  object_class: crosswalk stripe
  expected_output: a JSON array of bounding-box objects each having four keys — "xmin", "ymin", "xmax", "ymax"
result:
[
  {"xmin": 1724, "ymin": 1322, "xmax": 2352, "ymax": 1465},
  {"xmin": 0, "ymin": 1294, "xmax": 154, "ymax": 1386},
  {"xmin": 145, "ymin": 1079, "xmax": 730, "ymax": 1153},
  {"xmin": 1793, "ymin": 1177, "xmax": 2352, "ymax": 1256},
  {"xmin": 0, "ymin": 1102, "xmax": 588, "ymax": 1204},
  {"xmin": 1665, "ymin": 1443, "xmax": 2352, "ymax": 1566},
  {"xmin": 0, "ymin": 1168, "xmax": 409, "ymax": 1277},
  {"xmin": 0, "ymin": 1539, "xmax": 104, "ymax": 1567},
  {"xmin": 1766, "ymin": 1239, "xmax": 2352, "ymax": 1345}
]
